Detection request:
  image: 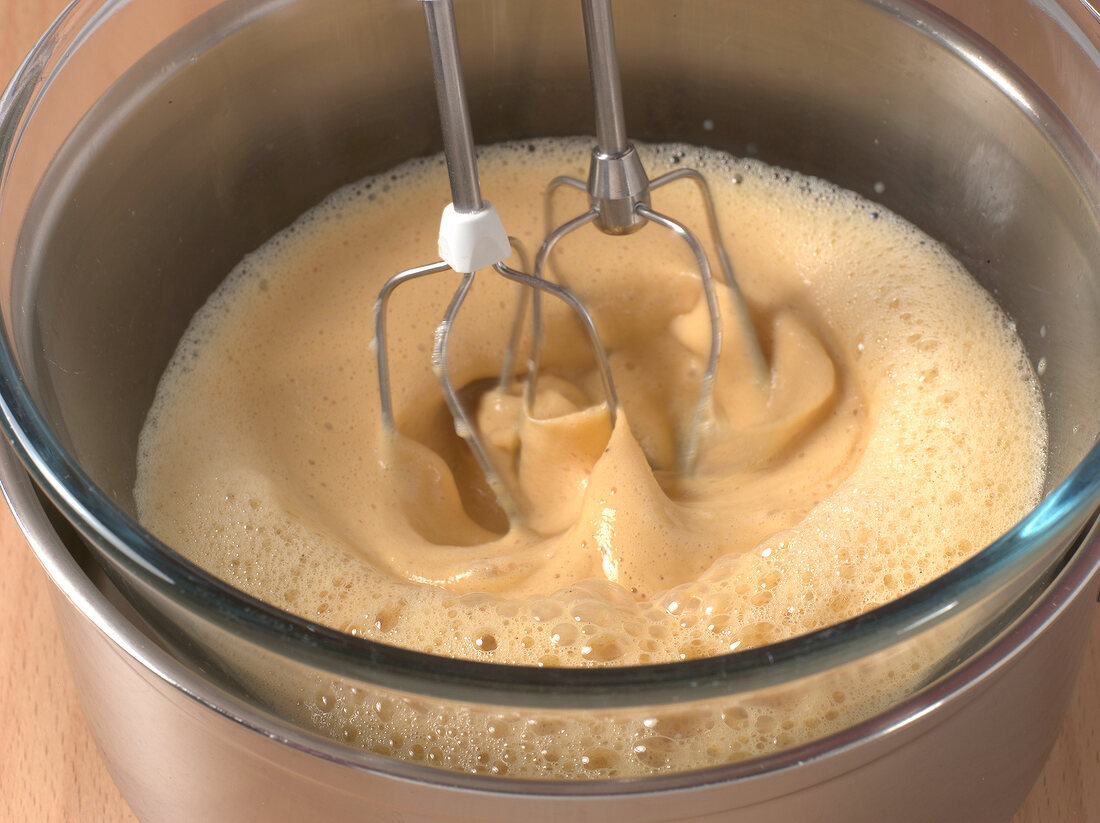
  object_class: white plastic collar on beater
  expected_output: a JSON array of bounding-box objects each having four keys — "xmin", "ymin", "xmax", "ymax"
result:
[{"xmin": 437, "ymin": 201, "xmax": 511, "ymax": 273}]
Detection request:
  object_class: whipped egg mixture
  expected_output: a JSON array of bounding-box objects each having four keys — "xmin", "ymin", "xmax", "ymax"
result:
[{"xmin": 134, "ymin": 139, "xmax": 1046, "ymax": 774}]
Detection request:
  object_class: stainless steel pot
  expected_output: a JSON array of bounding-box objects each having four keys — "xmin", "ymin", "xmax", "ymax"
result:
[
  {"xmin": 5, "ymin": 441, "xmax": 1098, "ymax": 822},
  {"xmin": 4, "ymin": 1, "xmax": 1100, "ymax": 821}
]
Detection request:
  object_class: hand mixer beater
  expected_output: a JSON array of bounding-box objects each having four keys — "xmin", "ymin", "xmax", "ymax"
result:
[
  {"xmin": 528, "ymin": 0, "xmax": 768, "ymax": 473},
  {"xmin": 376, "ymin": 0, "xmax": 768, "ymax": 528},
  {"xmin": 373, "ymin": 0, "xmax": 618, "ymax": 526}
]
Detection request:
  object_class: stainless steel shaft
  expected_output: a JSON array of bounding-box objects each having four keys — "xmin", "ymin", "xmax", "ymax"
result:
[
  {"xmin": 582, "ymin": 0, "xmax": 630, "ymax": 157},
  {"xmin": 423, "ymin": 0, "xmax": 483, "ymax": 214},
  {"xmin": 580, "ymin": 0, "xmax": 651, "ymax": 234}
]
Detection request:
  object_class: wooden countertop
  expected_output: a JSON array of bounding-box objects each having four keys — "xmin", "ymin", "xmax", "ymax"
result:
[{"xmin": 0, "ymin": 2, "xmax": 1098, "ymax": 820}]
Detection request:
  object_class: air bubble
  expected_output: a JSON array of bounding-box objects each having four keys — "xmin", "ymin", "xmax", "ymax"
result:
[
  {"xmin": 580, "ymin": 635, "xmax": 625, "ymax": 662},
  {"xmin": 550, "ymin": 623, "xmax": 579, "ymax": 646},
  {"xmin": 474, "ymin": 632, "xmax": 498, "ymax": 652}
]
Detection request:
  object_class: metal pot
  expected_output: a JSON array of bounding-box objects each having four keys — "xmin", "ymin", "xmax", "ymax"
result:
[{"xmin": 3, "ymin": 1, "xmax": 1100, "ymax": 820}]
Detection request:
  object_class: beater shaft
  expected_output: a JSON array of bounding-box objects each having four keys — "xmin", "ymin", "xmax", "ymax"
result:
[
  {"xmin": 582, "ymin": 0, "xmax": 630, "ymax": 157},
  {"xmin": 581, "ymin": 0, "xmax": 650, "ymax": 235},
  {"xmin": 423, "ymin": 0, "xmax": 482, "ymax": 214}
]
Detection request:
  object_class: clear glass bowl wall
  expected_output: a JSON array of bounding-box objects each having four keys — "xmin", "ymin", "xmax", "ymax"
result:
[{"xmin": 2, "ymin": 0, "xmax": 1100, "ymax": 781}]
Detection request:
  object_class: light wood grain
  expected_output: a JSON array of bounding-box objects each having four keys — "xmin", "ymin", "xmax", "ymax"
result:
[{"xmin": 0, "ymin": 2, "xmax": 1098, "ymax": 821}]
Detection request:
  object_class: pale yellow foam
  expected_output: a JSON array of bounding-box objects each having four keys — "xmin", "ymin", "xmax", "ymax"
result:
[{"xmin": 134, "ymin": 138, "xmax": 1046, "ymax": 776}]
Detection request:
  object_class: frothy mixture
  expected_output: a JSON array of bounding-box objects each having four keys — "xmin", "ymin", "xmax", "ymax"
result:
[{"xmin": 134, "ymin": 139, "xmax": 1046, "ymax": 775}]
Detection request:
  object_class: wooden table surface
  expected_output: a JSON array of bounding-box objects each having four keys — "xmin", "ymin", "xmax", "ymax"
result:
[{"xmin": 1, "ymin": 1, "xmax": 1099, "ymax": 821}]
